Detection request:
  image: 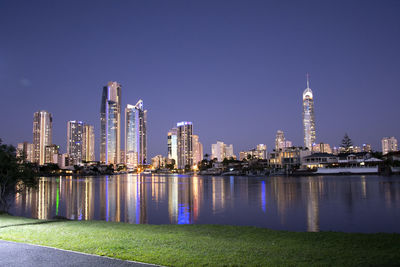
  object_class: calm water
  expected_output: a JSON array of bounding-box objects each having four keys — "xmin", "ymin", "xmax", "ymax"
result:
[{"xmin": 9, "ymin": 174, "xmax": 400, "ymax": 233}]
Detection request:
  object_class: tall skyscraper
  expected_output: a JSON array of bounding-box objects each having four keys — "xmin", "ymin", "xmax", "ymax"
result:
[
  {"xmin": 382, "ymin": 137, "xmax": 398, "ymax": 155},
  {"xmin": 67, "ymin": 120, "xmax": 84, "ymax": 165},
  {"xmin": 125, "ymin": 100, "xmax": 147, "ymax": 169},
  {"xmin": 192, "ymin": 134, "xmax": 203, "ymax": 166},
  {"xmin": 167, "ymin": 128, "xmax": 178, "ymax": 168},
  {"xmin": 177, "ymin": 121, "xmax": 193, "ymax": 169},
  {"xmin": 82, "ymin": 124, "xmax": 95, "ymax": 162},
  {"xmin": 33, "ymin": 110, "xmax": 52, "ymax": 165},
  {"xmin": 100, "ymin": 81, "xmax": 121, "ymax": 165},
  {"xmin": 302, "ymin": 74, "xmax": 316, "ymax": 150}
]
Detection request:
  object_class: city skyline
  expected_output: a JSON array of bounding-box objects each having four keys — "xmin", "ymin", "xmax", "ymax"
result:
[{"xmin": 1, "ymin": 1, "xmax": 400, "ymax": 157}]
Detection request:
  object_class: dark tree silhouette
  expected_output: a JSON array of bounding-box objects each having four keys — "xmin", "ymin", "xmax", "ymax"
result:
[
  {"xmin": 0, "ymin": 139, "xmax": 37, "ymax": 212},
  {"xmin": 341, "ymin": 133, "xmax": 353, "ymax": 153}
]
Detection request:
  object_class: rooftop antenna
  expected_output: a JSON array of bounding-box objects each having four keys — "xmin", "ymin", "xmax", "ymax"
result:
[{"xmin": 306, "ymin": 72, "xmax": 310, "ymax": 88}]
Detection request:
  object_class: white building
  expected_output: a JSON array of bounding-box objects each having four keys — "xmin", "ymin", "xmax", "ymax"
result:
[
  {"xmin": 192, "ymin": 134, "xmax": 203, "ymax": 166},
  {"xmin": 125, "ymin": 100, "xmax": 147, "ymax": 169},
  {"xmin": 33, "ymin": 110, "xmax": 52, "ymax": 165},
  {"xmin": 211, "ymin": 141, "xmax": 234, "ymax": 162},
  {"xmin": 167, "ymin": 128, "xmax": 178, "ymax": 168},
  {"xmin": 382, "ymin": 137, "xmax": 398, "ymax": 155}
]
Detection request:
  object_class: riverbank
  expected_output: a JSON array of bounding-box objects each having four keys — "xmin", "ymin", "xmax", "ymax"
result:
[{"xmin": 1, "ymin": 215, "xmax": 399, "ymax": 266}]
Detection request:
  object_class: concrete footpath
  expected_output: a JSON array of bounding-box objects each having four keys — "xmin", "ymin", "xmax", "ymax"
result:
[{"xmin": 0, "ymin": 240, "xmax": 159, "ymax": 267}]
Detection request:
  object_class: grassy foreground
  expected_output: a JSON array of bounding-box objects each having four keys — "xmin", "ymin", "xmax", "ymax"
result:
[{"xmin": 1, "ymin": 215, "xmax": 400, "ymax": 266}]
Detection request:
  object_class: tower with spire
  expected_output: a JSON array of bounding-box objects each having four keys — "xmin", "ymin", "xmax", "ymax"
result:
[{"xmin": 302, "ymin": 73, "xmax": 316, "ymax": 150}]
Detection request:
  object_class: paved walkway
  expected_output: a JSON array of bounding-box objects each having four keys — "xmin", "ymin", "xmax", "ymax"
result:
[{"xmin": 0, "ymin": 240, "xmax": 159, "ymax": 267}]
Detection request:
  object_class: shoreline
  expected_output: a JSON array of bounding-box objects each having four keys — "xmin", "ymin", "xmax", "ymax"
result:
[{"xmin": 1, "ymin": 214, "xmax": 400, "ymax": 266}]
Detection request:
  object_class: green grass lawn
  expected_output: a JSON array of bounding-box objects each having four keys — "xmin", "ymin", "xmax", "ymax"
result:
[{"xmin": 1, "ymin": 214, "xmax": 400, "ymax": 266}]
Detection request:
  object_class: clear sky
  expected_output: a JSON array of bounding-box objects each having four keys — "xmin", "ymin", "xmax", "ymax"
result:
[{"xmin": 1, "ymin": 0, "xmax": 399, "ymax": 158}]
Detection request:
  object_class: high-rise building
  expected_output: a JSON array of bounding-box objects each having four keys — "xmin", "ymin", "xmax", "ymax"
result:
[
  {"xmin": 167, "ymin": 128, "xmax": 178, "ymax": 168},
  {"xmin": 100, "ymin": 81, "xmax": 121, "ymax": 165},
  {"xmin": 17, "ymin": 142, "xmax": 34, "ymax": 163},
  {"xmin": 45, "ymin": 144, "xmax": 59, "ymax": 164},
  {"xmin": 33, "ymin": 110, "xmax": 52, "ymax": 165},
  {"xmin": 177, "ymin": 121, "xmax": 193, "ymax": 169},
  {"xmin": 192, "ymin": 135, "xmax": 203, "ymax": 166},
  {"xmin": 211, "ymin": 141, "xmax": 234, "ymax": 162},
  {"xmin": 125, "ymin": 100, "xmax": 147, "ymax": 169},
  {"xmin": 382, "ymin": 137, "xmax": 398, "ymax": 155},
  {"xmin": 275, "ymin": 130, "xmax": 292, "ymax": 151},
  {"xmin": 67, "ymin": 120, "xmax": 84, "ymax": 165},
  {"xmin": 302, "ymin": 74, "xmax": 316, "ymax": 150},
  {"xmin": 82, "ymin": 124, "xmax": 95, "ymax": 162}
]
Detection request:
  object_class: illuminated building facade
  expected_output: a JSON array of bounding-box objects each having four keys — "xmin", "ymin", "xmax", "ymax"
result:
[
  {"xmin": 192, "ymin": 135, "xmax": 203, "ymax": 166},
  {"xmin": 275, "ymin": 130, "xmax": 292, "ymax": 151},
  {"xmin": 363, "ymin": 144, "xmax": 372, "ymax": 153},
  {"xmin": 45, "ymin": 144, "xmax": 59, "ymax": 164},
  {"xmin": 211, "ymin": 141, "xmax": 234, "ymax": 162},
  {"xmin": 302, "ymin": 74, "xmax": 316, "ymax": 150},
  {"xmin": 382, "ymin": 136, "xmax": 398, "ymax": 155},
  {"xmin": 17, "ymin": 142, "xmax": 34, "ymax": 163},
  {"xmin": 312, "ymin": 143, "xmax": 332, "ymax": 154},
  {"xmin": 100, "ymin": 81, "xmax": 121, "ymax": 164},
  {"xmin": 167, "ymin": 128, "xmax": 178, "ymax": 168},
  {"xmin": 67, "ymin": 120, "xmax": 84, "ymax": 165},
  {"xmin": 82, "ymin": 124, "xmax": 95, "ymax": 162},
  {"xmin": 125, "ymin": 100, "xmax": 147, "ymax": 169},
  {"xmin": 177, "ymin": 121, "xmax": 193, "ymax": 169},
  {"xmin": 33, "ymin": 110, "xmax": 52, "ymax": 165}
]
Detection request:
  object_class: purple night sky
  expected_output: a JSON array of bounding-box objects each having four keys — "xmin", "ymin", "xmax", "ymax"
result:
[{"xmin": 1, "ymin": 0, "xmax": 399, "ymax": 159}]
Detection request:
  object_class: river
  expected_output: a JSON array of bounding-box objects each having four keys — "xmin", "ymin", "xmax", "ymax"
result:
[{"xmin": 9, "ymin": 174, "xmax": 400, "ymax": 233}]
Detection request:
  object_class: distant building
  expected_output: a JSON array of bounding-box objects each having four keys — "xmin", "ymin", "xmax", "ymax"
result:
[
  {"xmin": 17, "ymin": 142, "xmax": 33, "ymax": 163},
  {"xmin": 177, "ymin": 121, "xmax": 193, "ymax": 169},
  {"xmin": 302, "ymin": 74, "xmax": 316, "ymax": 150},
  {"xmin": 382, "ymin": 137, "xmax": 398, "ymax": 155},
  {"xmin": 33, "ymin": 110, "xmax": 52, "ymax": 165},
  {"xmin": 125, "ymin": 100, "xmax": 147, "ymax": 169},
  {"xmin": 211, "ymin": 141, "xmax": 234, "ymax": 162},
  {"xmin": 67, "ymin": 120, "xmax": 84, "ymax": 165},
  {"xmin": 269, "ymin": 147, "xmax": 311, "ymax": 169},
  {"xmin": 192, "ymin": 135, "xmax": 203, "ymax": 166},
  {"xmin": 100, "ymin": 81, "xmax": 121, "ymax": 165},
  {"xmin": 152, "ymin": 155, "xmax": 165, "ymax": 169},
  {"xmin": 312, "ymin": 143, "xmax": 332, "ymax": 154},
  {"xmin": 275, "ymin": 130, "xmax": 292, "ymax": 151},
  {"xmin": 239, "ymin": 145, "xmax": 267, "ymax": 161},
  {"xmin": 167, "ymin": 128, "xmax": 178, "ymax": 168},
  {"xmin": 45, "ymin": 144, "xmax": 59, "ymax": 164},
  {"xmin": 363, "ymin": 144, "xmax": 372, "ymax": 153},
  {"xmin": 82, "ymin": 124, "xmax": 95, "ymax": 162}
]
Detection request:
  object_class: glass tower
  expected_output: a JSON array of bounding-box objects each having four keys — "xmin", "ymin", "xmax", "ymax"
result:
[
  {"xmin": 125, "ymin": 100, "xmax": 147, "ymax": 169},
  {"xmin": 100, "ymin": 81, "xmax": 121, "ymax": 165},
  {"xmin": 302, "ymin": 74, "xmax": 316, "ymax": 150},
  {"xmin": 177, "ymin": 121, "xmax": 193, "ymax": 169},
  {"xmin": 67, "ymin": 120, "xmax": 84, "ymax": 165},
  {"xmin": 33, "ymin": 110, "xmax": 52, "ymax": 165}
]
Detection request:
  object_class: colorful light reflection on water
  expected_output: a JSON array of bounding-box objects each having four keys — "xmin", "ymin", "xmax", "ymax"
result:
[{"xmin": 10, "ymin": 174, "xmax": 400, "ymax": 233}]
